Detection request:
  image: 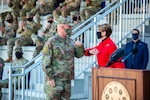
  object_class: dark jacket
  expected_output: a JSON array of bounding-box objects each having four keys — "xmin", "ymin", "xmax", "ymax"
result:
[{"xmin": 124, "ymin": 40, "xmax": 149, "ymax": 69}]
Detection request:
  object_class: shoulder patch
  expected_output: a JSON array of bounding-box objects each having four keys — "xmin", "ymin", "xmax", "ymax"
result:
[{"xmin": 43, "ymin": 46, "xmax": 48, "ymax": 53}]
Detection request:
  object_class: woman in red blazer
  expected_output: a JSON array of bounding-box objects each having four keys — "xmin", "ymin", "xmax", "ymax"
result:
[{"xmin": 85, "ymin": 23, "xmax": 125, "ymax": 68}]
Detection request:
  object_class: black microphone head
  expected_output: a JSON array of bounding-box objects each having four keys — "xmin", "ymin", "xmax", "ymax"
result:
[
  {"xmin": 110, "ymin": 48, "xmax": 125, "ymax": 62},
  {"xmin": 132, "ymin": 48, "xmax": 138, "ymax": 54},
  {"xmin": 106, "ymin": 48, "xmax": 124, "ymax": 67}
]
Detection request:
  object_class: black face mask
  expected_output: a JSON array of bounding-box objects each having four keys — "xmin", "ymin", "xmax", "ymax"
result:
[
  {"xmin": 6, "ymin": 19, "xmax": 13, "ymax": 23},
  {"xmin": 15, "ymin": 52, "xmax": 23, "ymax": 59},
  {"xmin": 48, "ymin": 20, "xmax": 53, "ymax": 24},
  {"xmin": 96, "ymin": 32, "xmax": 102, "ymax": 39},
  {"xmin": 27, "ymin": 18, "xmax": 33, "ymax": 22},
  {"xmin": 72, "ymin": 16, "xmax": 78, "ymax": 21}
]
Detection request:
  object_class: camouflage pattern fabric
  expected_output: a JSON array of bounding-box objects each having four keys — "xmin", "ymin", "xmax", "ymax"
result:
[
  {"xmin": 80, "ymin": 0, "xmax": 102, "ymax": 21},
  {"xmin": 53, "ymin": 0, "xmax": 81, "ymax": 19},
  {"xmin": 0, "ymin": 15, "xmax": 17, "ymax": 46},
  {"xmin": 42, "ymin": 35, "xmax": 84, "ymax": 100},
  {"xmin": 0, "ymin": 54, "xmax": 28, "ymax": 99}
]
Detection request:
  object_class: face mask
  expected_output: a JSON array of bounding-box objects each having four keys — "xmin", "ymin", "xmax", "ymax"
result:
[
  {"xmin": 15, "ymin": 52, "xmax": 23, "ymax": 59},
  {"xmin": 6, "ymin": 19, "xmax": 13, "ymax": 23},
  {"xmin": 132, "ymin": 34, "xmax": 138, "ymax": 40},
  {"xmin": 72, "ymin": 16, "xmax": 78, "ymax": 21},
  {"xmin": 48, "ymin": 20, "xmax": 53, "ymax": 24},
  {"xmin": 27, "ymin": 18, "xmax": 33, "ymax": 22},
  {"xmin": 96, "ymin": 32, "xmax": 102, "ymax": 39},
  {"xmin": 65, "ymin": 29, "xmax": 72, "ymax": 36}
]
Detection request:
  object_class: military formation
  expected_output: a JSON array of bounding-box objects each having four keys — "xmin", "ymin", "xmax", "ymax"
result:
[{"xmin": 0, "ymin": 0, "xmax": 103, "ymax": 99}]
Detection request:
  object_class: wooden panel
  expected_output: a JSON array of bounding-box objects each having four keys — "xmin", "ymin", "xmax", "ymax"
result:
[{"xmin": 92, "ymin": 68, "xmax": 150, "ymax": 100}]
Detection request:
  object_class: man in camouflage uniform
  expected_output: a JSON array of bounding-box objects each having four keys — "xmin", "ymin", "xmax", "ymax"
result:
[
  {"xmin": 32, "ymin": 14, "xmax": 57, "ymax": 57},
  {"xmin": 52, "ymin": 0, "xmax": 81, "ymax": 20},
  {"xmin": 70, "ymin": 11, "xmax": 81, "ymax": 30},
  {"xmin": 0, "ymin": 12, "xmax": 11, "ymax": 32},
  {"xmin": 8, "ymin": 0, "xmax": 22, "ymax": 28},
  {"xmin": 80, "ymin": 0, "xmax": 102, "ymax": 21},
  {"xmin": 5, "ymin": 12, "xmax": 38, "ymax": 62},
  {"xmin": 0, "ymin": 14, "xmax": 17, "ymax": 46},
  {"xmin": 0, "ymin": 47, "xmax": 28, "ymax": 100},
  {"xmin": 20, "ymin": 0, "xmax": 36, "ymax": 21},
  {"xmin": 42, "ymin": 17, "xmax": 85, "ymax": 100}
]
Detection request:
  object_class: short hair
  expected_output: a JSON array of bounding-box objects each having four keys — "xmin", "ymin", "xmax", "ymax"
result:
[
  {"xmin": 98, "ymin": 23, "xmax": 112, "ymax": 37},
  {"xmin": 132, "ymin": 29, "xmax": 140, "ymax": 35}
]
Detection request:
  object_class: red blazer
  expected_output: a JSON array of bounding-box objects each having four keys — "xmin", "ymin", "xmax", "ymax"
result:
[{"xmin": 85, "ymin": 37, "xmax": 125, "ymax": 68}]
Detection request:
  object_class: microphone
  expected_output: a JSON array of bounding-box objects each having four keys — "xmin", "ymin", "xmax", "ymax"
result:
[
  {"xmin": 121, "ymin": 48, "xmax": 138, "ymax": 62},
  {"xmin": 106, "ymin": 48, "xmax": 125, "ymax": 67}
]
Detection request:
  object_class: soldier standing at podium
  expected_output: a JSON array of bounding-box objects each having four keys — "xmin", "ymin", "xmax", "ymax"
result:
[
  {"xmin": 85, "ymin": 23, "xmax": 125, "ymax": 68},
  {"xmin": 124, "ymin": 29, "xmax": 149, "ymax": 69}
]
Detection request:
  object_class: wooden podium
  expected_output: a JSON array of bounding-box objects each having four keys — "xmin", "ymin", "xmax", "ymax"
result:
[{"xmin": 92, "ymin": 68, "xmax": 150, "ymax": 100}]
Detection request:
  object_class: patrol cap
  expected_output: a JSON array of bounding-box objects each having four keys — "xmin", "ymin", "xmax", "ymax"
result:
[
  {"xmin": 70, "ymin": 11, "xmax": 78, "ymax": 17},
  {"xmin": 26, "ymin": 12, "xmax": 33, "ymax": 18},
  {"xmin": 15, "ymin": 47, "xmax": 23, "ymax": 53},
  {"xmin": 47, "ymin": 14, "xmax": 53, "ymax": 19},
  {"xmin": 56, "ymin": 16, "xmax": 70, "ymax": 25},
  {"xmin": 0, "ymin": 58, "xmax": 4, "ymax": 67},
  {"xmin": 5, "ymin": 14, "xmax": 13, "ymax": 20}
]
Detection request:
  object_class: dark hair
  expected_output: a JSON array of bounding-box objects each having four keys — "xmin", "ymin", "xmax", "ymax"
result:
[{"xmin": 132, "ymin": 29, "xmax": 140, "ymax": 35}]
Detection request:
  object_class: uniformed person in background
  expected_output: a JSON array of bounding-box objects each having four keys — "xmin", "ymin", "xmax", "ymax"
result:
[
  {"xmin": 5, "ymin": 12, "xmax": 38, "ymax": 62},
  {"xmin": 0, "ymin": 12, "xmax": 11, "ymax": 33},
  {"xmin": 80, "ymin": 0, "xmax": 102, "ymax": 21},
  {"xmin": 8, "ymin": 0, "xmax": 22, "ymax": 28},
  {"xmin": 70, "ymin": 11, "xmax": 81, "ymax": 30},
  {"xmin": 0, "ymin": 14, "xmax": 17, "ymax": 46},
  {"xmin": 0, "ymin": 47, "xmax": 29, "ymax": 100},
  {"xmin": 20, "ymin": 0, "xmax": 36, "ymax": 21},
  {"xmin": 42, "ymin": 18, "xmax": 85, "ymax": 100},
  {"xmin": 32, "ymin": 14, "xmax": 57, "ymax": 57}
]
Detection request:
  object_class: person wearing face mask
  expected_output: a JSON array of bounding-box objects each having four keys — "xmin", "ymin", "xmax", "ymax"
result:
[
  {"xmin": 70, "ymin": 11, "xmax": 81, "ymax": 30},
  {"xmin": 0, "ymin": 14, "xmax": 17, "ymax": 46},
  {"xmin": 0, "ymin": 47, "xmax": 29, "ymax": 99},
  {"xmin": 32, "ymin": 14, "xmax": 57, "ymax": 58},
  {"xmin": 124, "ymin": 29, "xmax": 149, "ymax": 69},
  {"xmin": 85, "ymin": 23, "xmax": 125, "ymax": 68},
  {"xmin": 5, "ymin": 12, "xmax": 39, "ymax": 62},
  {"xmin": 42, "ymin": 17, "xmax": 85, "ymax": 100}
]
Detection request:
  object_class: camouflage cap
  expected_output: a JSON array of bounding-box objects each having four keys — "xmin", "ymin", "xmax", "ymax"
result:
[
  {"xmin": 5, "ymin": 14, "xmax": 13, "ymax": 20},
  {"xmin": 15, "ymin": 47, "xmax": 23, "ymax": 53},
  {"xmin": 56, "ymin": 16, "xmax": 70, "ymax": 25},
  {"xmin": 26, "ymin": 12, "xmax": 33, "ymax": 18},
  {"xmin": 70, "ymin": 11, "xmax": 78, "ymax": 17},
  {"xmin": 0, "ymin": 58, "xmax": 4, "ymax": 67},
  {"xmin": 47, "ymin": 14, "xmax": 53, "ymax": 19}
]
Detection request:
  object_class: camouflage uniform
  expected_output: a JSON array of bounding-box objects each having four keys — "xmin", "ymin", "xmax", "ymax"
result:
[
  {"xmin": 31, "ymin": 0, "xmax": 54, "ymax": 16},
  {"xmin": 8, "ymin": 0, "xmax": 22, "ymax": 28},
  {"xmin": 5, "ymin": 12, "xmax": 38, "ymax": 62},
  {"xmin": 0, "ymin": 12, "xmax": 11, "ymax": 31},
  {"xmin": 20, "ymin": 0, "xmax": 35, "ymax": 21},
  {"xmin": 70, "ymin": 11, "xmax": 81, "ymax": 30},
  {"xmin": 53, "ymin": 0, "xmax": 81, "ymax": 20},
  {"xmin": 32, "ymin": 14, "xmax": 57, "ymax": 57},
  {"xmin": 0, "ymin": 47, "xmax": 28, "ymax": 100},
  {"xmin": 0, "ymin": 14, "xmax": 17, "ymax": 46},
  {"xmin": 42, "ymin": 18, "xmax": 85, "ymax": 100},
  {"xmin": 80, "ymin": 0, "xmax": 102, "ymax": 21}
]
